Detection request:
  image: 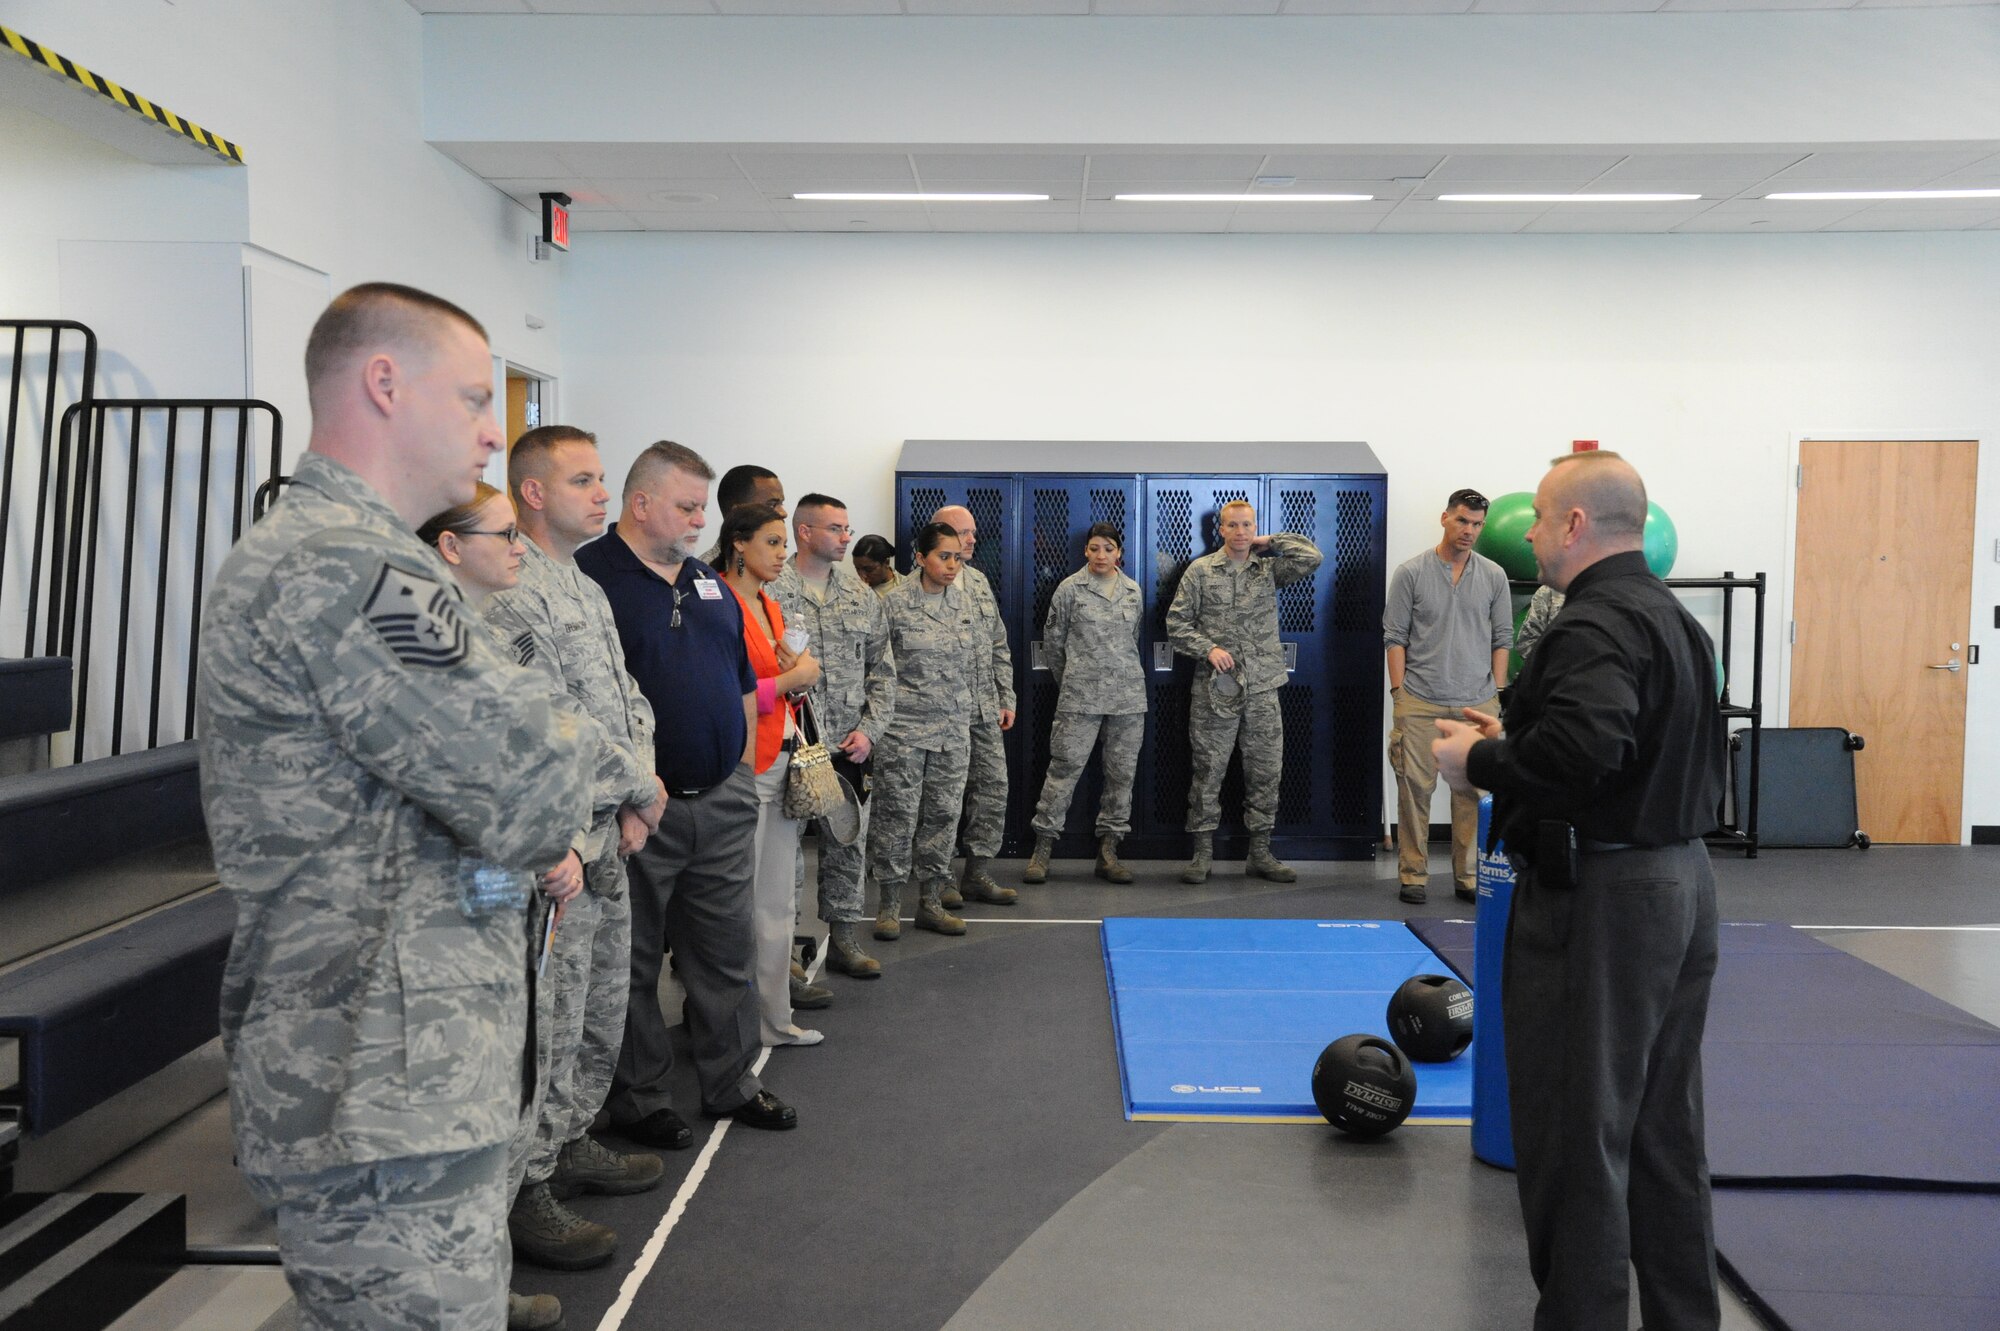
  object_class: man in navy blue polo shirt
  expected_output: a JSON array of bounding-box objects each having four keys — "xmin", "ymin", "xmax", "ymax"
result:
[{"xmin": 577, "ymin": 439, "xmax": 798, "ymax": 1142}]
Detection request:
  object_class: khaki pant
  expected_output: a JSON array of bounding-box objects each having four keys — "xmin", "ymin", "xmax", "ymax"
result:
[{"xmin": 1388, "ymin": 686, "xmax": 1497, "ymax": 890}]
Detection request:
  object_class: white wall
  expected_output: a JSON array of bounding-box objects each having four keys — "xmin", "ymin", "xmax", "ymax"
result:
[
  {"xmin": 0, "ymin": 0, "xmax": 563, "ymax": 459},
  {"xmin": 557, "ymin": 229, "xmax": 2000, "ymax": 836}
]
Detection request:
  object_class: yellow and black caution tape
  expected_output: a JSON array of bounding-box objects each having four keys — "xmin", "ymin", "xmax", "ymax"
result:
[{"xmin": 2, "ymin": 25, "xmax": 242, "ymax": 164}]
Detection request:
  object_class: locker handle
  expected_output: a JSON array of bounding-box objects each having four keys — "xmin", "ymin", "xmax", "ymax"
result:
[
  {"xmin": 1282, "ymin": 642, "xmax": 1299, "ymax": 672},
  {"xmin": 1030, "ymin": 641, "xmax": 1049, "ymax": 671},
  {"xmin": 1152, "ymin": 643, "xmax": 1174, "ymax": 672}
]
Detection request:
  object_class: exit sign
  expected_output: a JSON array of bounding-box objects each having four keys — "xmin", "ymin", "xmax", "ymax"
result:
[{"xmin": 541, "ymin": 192, "xmax": 572, "ymax": 252}]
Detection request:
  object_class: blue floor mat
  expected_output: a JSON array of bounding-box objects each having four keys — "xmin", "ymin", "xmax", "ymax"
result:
[{"xmin": 1101, "ymin": 917, "xmax": 1474, "ymax": 1122}]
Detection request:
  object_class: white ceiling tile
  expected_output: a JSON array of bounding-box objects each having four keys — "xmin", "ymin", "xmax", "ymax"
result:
[
  {"xmin": 589, "ymin": 177, "xmax": 773, "ymax": 209},
  {"xmin": 714, "ymin": 0, "xmax": 901, "ymax": 11},
  {"xmin": 414, "ymin": 0, "xmax": 530, "ymax": 12},
  {"xmin": 1375, "ymin": 213, "xmax": 1534, "ymax": 232},
  {"xmin": 436, "ymin": 142, "xmax": 576, "ymax": 177},
  {"xmin": 1086, "ymin": 154, "xmax": 1266, "ymax": 183},
  {"xmin": 1522, "ymin": 211, "xmax": 1716, "ymax": 232},
  {"xmin": 735, "ymin": 152, "xmax": 917, "ymax": 184},
  {"xmin": 619, "ymin": 211, "xmax": 786, "ymax": 229},
  {"xmin": 1427, "ymin": 153, "xmax": 1630, "ymax": 183},
  {"xmin": 1768, "ymin": 149, "xmax": 1996, "ymax": 181},
  {"xmin": 491, "ymin": 178, "xmax": 627, "ymax": 209},
  {"xmin": 1091, "ymin": 0, "xmax": 1283, "ymax": 11},
  {"xmin": 1660, "ymin": 0, "xmax": 1853, "ymax": 9},
  {"xmin": 1255, "ymin": 153, "xmax": 1446, "ymax": 179},
  {"xmin": 551, "ymin": 146, "xmax": 745, "ymax": 177},
  {"xmin": 929, "ymin": 214, "xmax": 1082, "ymax": 231},
  {"xmin": 525, "ymin": 0, "xmax": 715, "ymax": 11},
  {"xmin": 905, "ymin": 0, "xmax": 1090, "ymax": 9},
  {"xmin": 1225, "ymin": 212, "xmax": 1386, "ymax": 231},
  {"xmin": 1282, "ymin": 0, "xmax": 1472, "ymax": 12},
  {"xmin": 782, "ymin": 213, "xmax": 936, "ymax": 232},
  {"xmin": 1856, "ymin": 0, "xmax": 2000, "ymax": 7},
  {"xmin": 1085, "ymin": 179, "xmax": 1276, "ymax": 199},
  {"xmin": 1080, "ymin": 212, "xmax": 1235, "ymax": 231},
  {"xmin": 1592, "ymin": 152, "xmax": 1809, "ymax": 181},
  {"xmin": 1470, "ymin": 0, "xmax": 1663, "ymax": 11},
  {"xmin": 913, "ymin": 153, "xmax": 1088, "ymax": 183}
]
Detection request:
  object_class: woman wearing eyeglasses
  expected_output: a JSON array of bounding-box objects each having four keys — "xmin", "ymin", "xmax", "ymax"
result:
[
  {"xmin": 419, "ymin": 482, "xmax": 600, "ymax": 1320},
  {"xmin": 1023, "ymin": 522, "xmax": 1147, "ymax": 887},
  {"xmin": 716, "ymin": 502, "xmax": 825, "ymax": 1048},
  {"xmin": 868, "ymin": 522, "xmax": 978, "ymax": 941}
]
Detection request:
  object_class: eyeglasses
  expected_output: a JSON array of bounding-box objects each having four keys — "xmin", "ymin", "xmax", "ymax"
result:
[
  {"xmin": 807, "ymin": 523, "xmax": 853, "ymax": 538},
  {"xmin": 669, "ymin": 586, "xmax": 687, "ymax": 629},
  {"xmin": 1447, "ymin": 489, "xmax": 1489, "ymax": 512},
  {"xmin": 463, "ymin": 525, "xmax": 520, "ymax": 543}
]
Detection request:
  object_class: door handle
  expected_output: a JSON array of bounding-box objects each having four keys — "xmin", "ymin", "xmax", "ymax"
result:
[{"xmin": 1925, "ymin": 658, "xmax": 1962, "ymax": 673}]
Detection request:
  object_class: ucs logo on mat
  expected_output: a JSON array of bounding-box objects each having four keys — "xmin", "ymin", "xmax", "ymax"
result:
[
  {"xmin": 1314, "ymin": 922, "xmax": 1382, "ymax": 929},
  {"xmin": 1170, "ymin": 1084, "xmax": 1263, "ymax": 1094}
]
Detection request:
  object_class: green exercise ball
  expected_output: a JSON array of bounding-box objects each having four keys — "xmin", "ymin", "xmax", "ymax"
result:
[
  {"xmin": 1643, "ymin": 502, "xmax": 1678, "ymax": 579},
  {"xmin": 1476, "ymin": 492, "xmax": 1539, "ymax": 582}
]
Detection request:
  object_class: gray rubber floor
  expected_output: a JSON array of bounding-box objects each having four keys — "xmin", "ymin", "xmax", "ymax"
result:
[{"xmin": 76, "ymin": 842, "xmax": 2000, "ymax": 1330}]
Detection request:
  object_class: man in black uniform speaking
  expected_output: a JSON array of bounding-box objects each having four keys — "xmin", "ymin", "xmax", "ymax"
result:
[{"xmin": 1433, "ymin": 450, "xmax": 1725, "ymax": 1331}]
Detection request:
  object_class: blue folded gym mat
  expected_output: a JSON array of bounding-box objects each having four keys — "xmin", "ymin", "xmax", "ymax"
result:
[{"xmin": 1101, "ymin": 917, "xmax": 1474, "ymax": 1122}]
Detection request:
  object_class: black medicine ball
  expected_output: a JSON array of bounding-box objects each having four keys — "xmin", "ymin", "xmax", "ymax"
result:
[
  {"xmin": 1387, "ymin": 974, "xmax": 1475, "ymax": 1062},
  {"xmin": 1311, "ymin": 1034, "xmax": 1417, "ymax": 1138}
]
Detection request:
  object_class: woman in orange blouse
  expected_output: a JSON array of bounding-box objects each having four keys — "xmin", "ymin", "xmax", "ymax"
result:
[{"xmin": 718, "ymin": 501, "xmax": 824, "ymax": 1047}]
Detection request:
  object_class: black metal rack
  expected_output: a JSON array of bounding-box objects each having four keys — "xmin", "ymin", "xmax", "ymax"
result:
[{"xmin": 1510, "ymin": 571, "xmax": 1766, "ymax": 857}]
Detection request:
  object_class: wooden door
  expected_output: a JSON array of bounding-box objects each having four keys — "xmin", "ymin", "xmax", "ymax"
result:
[{"xmin": 1790, "ymin": 440, "xmax": 1977, "ymax": 843}]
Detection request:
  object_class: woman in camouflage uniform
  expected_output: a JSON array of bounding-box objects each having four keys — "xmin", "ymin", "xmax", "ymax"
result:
[
  {"xmin": 868, "ymin": 522, "xmax": 978, "ymax": 939},
  {"xmin": 1024, "ymin": 523, "xmax": 1147, "ymax": 886}
]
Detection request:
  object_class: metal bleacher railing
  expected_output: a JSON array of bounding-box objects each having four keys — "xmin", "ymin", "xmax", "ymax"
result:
[
  {"xmin": 56, "ymin": 399, "xmax": 282, "ymax": 762},
  {"xmin": 1, "ymin": 320, "xmax": 97, "ymax": 660}
]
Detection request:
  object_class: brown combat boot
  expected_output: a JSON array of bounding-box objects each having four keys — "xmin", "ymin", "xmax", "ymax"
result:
[
  {"xmin": 1181, "ymin": 836, "xmax": 1213, "ymax": 885},
  {"xmin": 1246, "ymin": 833, "xmax": 1298, "ymax": 883},
  {"xmin": 1095, "ymin": 836, "xmax": 1135, "ymax": 884},
  {"xmin": 509, "ymin": 1182, "xmax": 617, "ymax": 1270},
  {"xmin": 961, "ymin": 856, "xmax": 1018, "ymax": 905},
  {"xmin": 1022, "ymin": 834, "xmax": 1055, "ymax": 884},
  {"xmin": 915, "ymin": 885, "xmax": 967, "ymax": 935},
  {"xmin": 874, "ymin": 884, "xmax": 903, "ymax": 941},
  {"xmin": 824, "ymin": 920, "xmax": 882, "ymax": 978}
]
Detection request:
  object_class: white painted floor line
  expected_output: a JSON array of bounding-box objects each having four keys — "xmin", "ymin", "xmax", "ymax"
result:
[
  {"xmin": 1799, "ymin": 923, "xmax": 2000, "ymax": 932},
  {"xmin": 595, "ymin": 943, "xmax": 828, "ymax": 1331}
]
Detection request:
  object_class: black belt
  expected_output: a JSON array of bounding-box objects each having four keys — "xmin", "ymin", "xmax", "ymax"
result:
[
  {"xmin": 670, "ymin": 782, "xmax": 721, "ymax": 799},
  {"xmin": 1579, "ymin": 838, "xmax": 1642, "ymax": 853}
]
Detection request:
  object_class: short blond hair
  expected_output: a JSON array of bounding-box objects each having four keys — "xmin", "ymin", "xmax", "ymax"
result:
[{"xmin": 1219, "ymin": 500, "xmax": 1256, "ymax": 519}]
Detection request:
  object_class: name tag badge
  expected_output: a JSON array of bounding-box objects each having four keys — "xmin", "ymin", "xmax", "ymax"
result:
[{"xmin": 694, "ymin": 578, "xmax": 724, "ymax": 600}]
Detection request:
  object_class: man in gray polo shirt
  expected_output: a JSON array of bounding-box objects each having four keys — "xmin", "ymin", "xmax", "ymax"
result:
[{"xmin": 1383, "ymin": 487, "xmax": 1513, "ymax": 904}]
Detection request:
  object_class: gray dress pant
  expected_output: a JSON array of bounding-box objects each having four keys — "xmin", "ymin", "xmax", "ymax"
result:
[
  {"xmin": 1504, "ymin": 838, "xmax": 1721, "ymax": 1331},
  {"xmin": 608, "ymin": 763, "xmax": 763, "ymax": 1120}
]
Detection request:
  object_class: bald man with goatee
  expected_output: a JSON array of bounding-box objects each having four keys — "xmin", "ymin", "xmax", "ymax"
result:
[{"xmin": 1435, "ymin": 451, "xmax": 1725, "ymax": 1331}]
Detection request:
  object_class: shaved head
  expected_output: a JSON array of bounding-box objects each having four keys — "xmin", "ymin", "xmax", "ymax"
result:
[
  {"xmin": 1546, "ymin": 451, "xmax": 1648, "ymax": 538},
  {"xmin": 933, "ymin": 504, "xmax": 974, "ymax": 531}
]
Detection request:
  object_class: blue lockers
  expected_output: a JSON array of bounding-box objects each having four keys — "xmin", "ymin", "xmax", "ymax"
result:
[{"xmin": 895, "ymin": 442, "xmax": 1386, "ymax": 861}]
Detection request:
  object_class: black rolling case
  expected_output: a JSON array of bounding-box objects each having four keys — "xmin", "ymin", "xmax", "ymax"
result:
[{"xmin": 1730, "ymin": 727, "xmax": 1871, "ymax": 850}]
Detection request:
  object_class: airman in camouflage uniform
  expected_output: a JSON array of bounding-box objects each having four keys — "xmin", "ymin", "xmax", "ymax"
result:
[
  {"xmin": 931, "ymin": 505, "xmax": 1018, "ymax": 906},
  {"xmin": 1166, "ymin": 508, "xmax": 1323, "ymax": 885},
  {"xmin": 869, "ymin": 558, "xmax": 979, "ymax": 938},
  {"xmin": 1026, "ymin": 554, "xmax": 1147, "ymax": 886},
  {"xmin": 770, "ymin": 546, "xmax": 896, "ymax": 975},
  {"xmin": 486, "ymin": 530, "xmax": 666, "ymax": 1247},
  {"xmin": 199, "ymin": 447, "xmax": 591, "ymax": 1331},
  {"xmin": 1513, "ymin": 584, "xmax": 1565, "ymax": 662}
]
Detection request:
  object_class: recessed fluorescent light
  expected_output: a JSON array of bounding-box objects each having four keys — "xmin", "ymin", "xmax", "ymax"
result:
[
  {"xmin": 1763, "ymin": 189, "xmax": 2000, "ymax": 202},
  {"xmin": 1112, "ymin": 193, "xmax": 1374, "ymax": 203},
  {"xmin": 1437, "ymin": 193, "xmax": 1702, "ymax": 204},
  {"xmin": 790, "ymin": 192, "xmax": 1049, "ymax": 202}
]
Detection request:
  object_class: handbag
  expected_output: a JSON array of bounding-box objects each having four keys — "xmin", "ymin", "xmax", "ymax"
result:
[{"xmin": 782, "ymin": 693, "xmax": 846, "ymax": 822}]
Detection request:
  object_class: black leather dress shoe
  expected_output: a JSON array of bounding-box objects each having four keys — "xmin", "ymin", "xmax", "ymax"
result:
[
  {"xmin": 705, "ymin": 1090, "xmax": 797, "ymax": 1131},
  {"xmin": 616, "ymin": 1108, "xmax": 694, "ymax": 1151}
]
